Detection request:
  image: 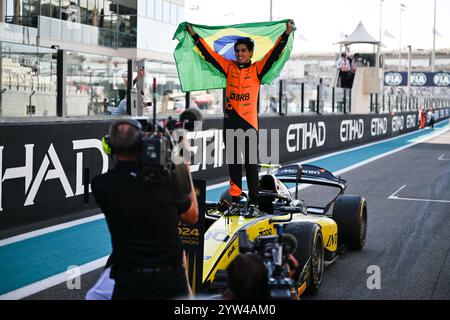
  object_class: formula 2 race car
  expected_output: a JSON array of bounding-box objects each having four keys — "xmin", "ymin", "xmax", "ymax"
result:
[{"xmin": 200, "ymin": 163, "xmax": 367, "ymax": 298}]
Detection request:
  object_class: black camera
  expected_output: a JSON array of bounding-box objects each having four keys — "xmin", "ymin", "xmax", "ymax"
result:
[
  {"xmin": 139, "ymin": 132, "xmax": 173, "ymax": 183},
  {"xmin": 252, "ymin": 233, "xmax": 297, "ymax": 300},
  {"xmin": 137, "ymin": 108, "xmax": 203, "ymax": 185}
]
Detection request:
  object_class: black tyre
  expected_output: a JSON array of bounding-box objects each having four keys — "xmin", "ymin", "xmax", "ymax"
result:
[
  {"xmin": 332, "ymin": 194, "xmax": 367, "ymax": 250},
  {"xmin": 284, "ymin": 222, "xmax": 324, "ymax": 296},
  {"xmin": 180, "ymin": 108, "xmax": 203, "ymax": 131}
]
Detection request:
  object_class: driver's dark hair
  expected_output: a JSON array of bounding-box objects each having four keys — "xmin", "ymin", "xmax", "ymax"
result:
[
  {"xmin": 226, "ymin": 253, "xmax": 270, "ymax": 300},
  {"xmin": 234, "ymin": 37, "xmax": 255, "ymax": 52}
]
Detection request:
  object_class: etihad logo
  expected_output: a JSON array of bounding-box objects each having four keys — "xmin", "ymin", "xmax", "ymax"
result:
[
  {"xmin": 0, "ymin": 140, "xmax": 108, "ymax": 212},
  {"xmin": 286, "ymin": 122, "xmax": 326, "ymax": 153},
  {"xmin": 406, "ymin": 114, "xmax": 417, "ymax": 129},
  {"xmin": 371, "ymin": 118, "xmax": 387, "ymax": 137},
  {"xmin": 340, "ymin": 119, "xmax": 364, "ymax": 142},
  {"xmin": 392, "ymin": 116, "xmax": 405, "ymax": 132}
]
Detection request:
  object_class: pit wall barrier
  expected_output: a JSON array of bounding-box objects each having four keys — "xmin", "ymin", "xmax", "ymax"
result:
[{"xmin": 0, "ymin": 108, "xmax": 449, "ymax": 237}]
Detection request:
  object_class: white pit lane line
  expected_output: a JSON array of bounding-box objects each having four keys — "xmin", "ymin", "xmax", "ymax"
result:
[
  {"xmin": 389, "ymin": 185, "xmax": 450, "ymax": 204},
  {"xmin": 438, "ymin": 154, "xmax": 450, "ymax": 161}
]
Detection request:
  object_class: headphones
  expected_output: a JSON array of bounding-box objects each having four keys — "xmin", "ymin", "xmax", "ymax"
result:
[{"xmin": 102, "ymin": 118, "xmax": 143, "ymax": 156}]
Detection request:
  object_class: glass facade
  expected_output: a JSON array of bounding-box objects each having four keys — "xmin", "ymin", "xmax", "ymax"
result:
[
  {"xmin": 5, "ymin": 0, "xmax": 185, "ymax": 50},
  {"xmin": 0, "ymin": 39, "xmax": 131, "ymax": 118},
  {"xmin": 141, "ymin": 60, "xmax": 223, "ymax": 117},
  {"xmin": 0, "ymin": 21, "xmax": 38, "ymax": 45},
  {"xmin": 65, "ymin": 50, "xmax": 128, "ymax": 116},
  {"xmin": 5, "ymin": 0, "xmax": 140, "ymax": 48},
  {"xmin": 260, "ymin": 80, "xmax": 280, "ymax": 114},
  {"xmin": 137, "ymin": 0, "xmax": 183, "ymax": 25},
  {"xmin": 0, "ymin": 41, "xmax": 57, "ymax": 117}
]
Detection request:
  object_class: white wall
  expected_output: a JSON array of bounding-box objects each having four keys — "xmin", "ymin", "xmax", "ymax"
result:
[
  {"xmin": 1, "ymin": 90, "xmax": 57, "ymax": 117},
  {"xmin": 137, "ymin": 17, "xmax": 178, "ymax": 55}
]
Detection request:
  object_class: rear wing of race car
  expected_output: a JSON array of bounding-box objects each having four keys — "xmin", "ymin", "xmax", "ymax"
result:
[
  {"xmin": 274, "ymin": 164, "xmax": 347, "ymax": 214},
  {"xmin": 274, "ymin": 164, "xmax": 347, "ymax": 192}
]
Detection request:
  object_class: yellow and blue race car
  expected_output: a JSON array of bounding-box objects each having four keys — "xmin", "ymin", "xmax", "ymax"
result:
[{"xmin": 184, "ymin": 163, "xmax": 367, "ymax": 299}]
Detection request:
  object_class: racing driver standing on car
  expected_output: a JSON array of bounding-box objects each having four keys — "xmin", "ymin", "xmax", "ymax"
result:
[{"xmin": 187, "ymin": 20, "xmax": 295, "ymax": 217}]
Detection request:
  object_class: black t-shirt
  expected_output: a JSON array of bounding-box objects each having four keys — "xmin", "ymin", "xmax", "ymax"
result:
[{"xmin": 91, "ymin": 161, "xmax": 191, "ymax": 270}]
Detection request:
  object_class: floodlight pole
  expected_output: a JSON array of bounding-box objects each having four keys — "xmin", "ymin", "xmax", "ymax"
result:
[
  {"xmin": 269, "ymin": 0, "xmax": 273, "ymax": 21},
  {"xmin": 432, "ymin": 0, "xmax": 436, "ymax": 73}
]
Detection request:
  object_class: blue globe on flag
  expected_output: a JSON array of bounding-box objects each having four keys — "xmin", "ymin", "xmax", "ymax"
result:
[{"xmin": 213, "ymin": 35, "xmax": 247, "ymax": 61}]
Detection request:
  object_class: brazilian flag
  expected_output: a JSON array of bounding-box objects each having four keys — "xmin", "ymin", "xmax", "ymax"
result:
[{"xmin": 173, "ymin": 19, "xmax": 295, "ymax": 92}]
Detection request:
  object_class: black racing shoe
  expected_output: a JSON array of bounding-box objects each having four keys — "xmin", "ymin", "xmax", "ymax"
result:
[
  {"xmin": 226, "ymin": 202, "xmax": 242, "ymax": 216},
  {"xmin": 217, "ymin": 199, "xmax": 231, "ymax": 213},
  {"xmin": 245, "ymin": 204, "xmax": 260, "ymax": 218}
]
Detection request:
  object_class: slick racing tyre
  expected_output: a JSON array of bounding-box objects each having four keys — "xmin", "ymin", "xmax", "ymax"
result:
[
  {"xmin": 332, "ymin": 194, "xmax": 367, "ymax": 250},
  {"xmin": 284, "ymin": 222, "xmax": 324, "ymax": 296},
  {"xmin": 180, "ymin": 108, "xmax": 203, "ymax": 131}
]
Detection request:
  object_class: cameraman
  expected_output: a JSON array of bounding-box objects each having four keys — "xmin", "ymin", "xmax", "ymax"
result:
[
  {"xmin": 92, "ymin": 119, "xmax": 198, "ymax": 300},
  {"xmin": 224, "ymin": 253, "xmax": 271, "ymax": 300}
]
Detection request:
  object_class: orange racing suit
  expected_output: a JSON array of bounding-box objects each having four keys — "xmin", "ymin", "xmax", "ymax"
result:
[{"xmin": 192, "ymin": 32, "xmax": 289, "ymax": 203}]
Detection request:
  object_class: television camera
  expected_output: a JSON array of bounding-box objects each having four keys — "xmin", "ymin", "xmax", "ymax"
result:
[{"xmin": 137, "ymin": 108, "xmax": 203, "ymax": 186}]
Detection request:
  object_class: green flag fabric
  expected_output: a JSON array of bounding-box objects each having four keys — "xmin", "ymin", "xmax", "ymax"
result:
[{"xmin": 173, "ymin": 19, "xmax": 295, "ymax": 92}]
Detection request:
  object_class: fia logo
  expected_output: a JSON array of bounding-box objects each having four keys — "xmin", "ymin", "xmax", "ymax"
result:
[
  {"xmin": 384, "ymin": 73, "xmax": 403, "ymax": 86},
  {"xmin": 433, "ymin": 73, "xmax": 450, "ymax": 86},
  {"xmin": 410, "ymin": 73, "xmax": 427, "ymax": 86}
]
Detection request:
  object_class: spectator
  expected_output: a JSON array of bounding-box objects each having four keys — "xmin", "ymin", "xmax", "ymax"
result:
[
  {"xmin": 419, "ymin": 106, "xmax": 427, "ymax": 129},
  {"xmin": 429, "ymin": 108, "xmax": 436, "ymax": 129},
  {"xmin": 133, "ymin": 66, "xmax": 146, "ymax": 116},
  {"xmin": 336, "ymin": 52, "xmax": 351, "ymax": 88},
  {"xmin": 266, "ymin": 96, "xmax": 278, "ymax": 113},
  {"xmin": 109, "ymin": 97, "xmax": 127, "ymax": 115},
  {"xmin": 349, "ymin": 53, "xmax": 361, "ymax": 87}
]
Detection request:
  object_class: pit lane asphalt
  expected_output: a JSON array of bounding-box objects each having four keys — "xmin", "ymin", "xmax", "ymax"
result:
[
  {"xmin": 303, "ymin": 129, "xmax": 450, "ymax": 300},
  {"xmin": 25, "ymin": 128, "xmax": 450, "ymax": 300}
]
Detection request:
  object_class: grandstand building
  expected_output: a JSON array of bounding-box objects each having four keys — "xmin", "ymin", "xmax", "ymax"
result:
[{"xmin": 0, "ymin": 0, "xmax": 185, "ymax": 118}]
